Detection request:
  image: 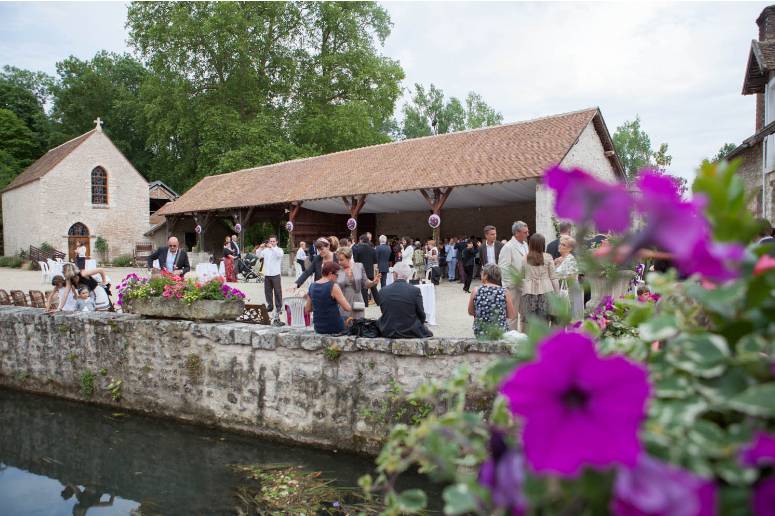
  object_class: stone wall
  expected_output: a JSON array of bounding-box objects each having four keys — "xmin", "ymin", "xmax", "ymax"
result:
[
  {"xmin": 0, "ymin": 307, "xmax": 511, "ymax": 455},
  {"xmin": 1, "ymin": 179, "xmax": 40, "ymax": 256}
]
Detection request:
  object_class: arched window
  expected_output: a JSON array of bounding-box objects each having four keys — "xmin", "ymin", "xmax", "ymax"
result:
[
  {"xmin": 68, "ymin": 222, "xmax": 89, "ymax": 237},
  {"xmin": 91, "ymin": 167, "xmax": 108, "ymax": 205}
]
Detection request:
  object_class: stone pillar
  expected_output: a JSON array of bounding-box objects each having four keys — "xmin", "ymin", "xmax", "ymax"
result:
[{"xmin": 534, "ymin": 182, "xmax": 556, "ymax": 239}]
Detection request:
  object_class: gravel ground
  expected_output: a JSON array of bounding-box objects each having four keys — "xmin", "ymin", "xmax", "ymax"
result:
[{"xmin": 0, "ymin": 266, "xmax": 478, "ymax": 338}]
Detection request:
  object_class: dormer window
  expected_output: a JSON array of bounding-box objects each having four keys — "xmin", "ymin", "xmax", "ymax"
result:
[{"xmin": 91, "ymin": 166, "xmax": 108, "ymax": 205}]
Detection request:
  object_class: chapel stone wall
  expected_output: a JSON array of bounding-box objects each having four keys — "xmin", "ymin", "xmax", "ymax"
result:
[{"xmin": 1, "ymin": 180, "xmax": 40, "ymax": 256}]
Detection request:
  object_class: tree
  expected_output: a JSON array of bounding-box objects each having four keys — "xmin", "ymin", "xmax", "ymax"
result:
[
  {"xmin": 612, "ymin": 116, "xmax": 654, "ymax": 182},
  {"xmin": 401, "ymin": 83, "xmax": 502, "ymax": 139},
  {"xmin": 713, "ymin": 143, "xmax": 737, "ymax": 162},
  {"xmin": 49, "ymin": 51, "xmax": 153, "ymax": 175},
  {"xmin": 0, "ymin": 108, "xmax": 38, "ymax": 186},
  {"xmin": 0, "ymin": 66, "xmax": 53, "ymax": 158}
]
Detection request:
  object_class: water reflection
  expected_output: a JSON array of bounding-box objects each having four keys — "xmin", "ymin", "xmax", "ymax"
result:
[{"xmin": 0, "ymin": 388, "xmax": 390, "ymax": 515}]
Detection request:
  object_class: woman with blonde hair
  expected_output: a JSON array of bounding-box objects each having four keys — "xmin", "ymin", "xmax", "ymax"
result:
[
  {"xmin": 327, "ymin": 236, "xmax": 340, "ymax": 252},
  {"xmin": 57, "ymin": 263, "xmax": 109, "ymax": 311},
  {"xmin": 335, "ymin": 247, "xmax": 380, "ymax": 320},
  {"xmin": 555, "ymin": 235, "xmax": 583, "ymax": 320}
]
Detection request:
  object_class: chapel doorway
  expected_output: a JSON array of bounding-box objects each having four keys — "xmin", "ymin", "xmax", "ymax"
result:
[{"xmin": 67, "ymin": 222, "xmax": 90, "ymax": 262}]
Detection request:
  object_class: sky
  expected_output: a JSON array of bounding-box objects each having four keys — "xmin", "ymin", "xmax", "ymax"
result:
[{"xmin": 0, "ymin": 1, "xmax": 770, "ymax": 183}]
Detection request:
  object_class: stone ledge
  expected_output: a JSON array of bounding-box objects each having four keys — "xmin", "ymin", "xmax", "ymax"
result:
[{"xmin": 0, "ymin": 306, "xmax": 512, "ymax": 356}]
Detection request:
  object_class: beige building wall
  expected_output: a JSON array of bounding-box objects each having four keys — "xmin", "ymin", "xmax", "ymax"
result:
[
  {"xmin": 2, "ymin": 181, "xmax": 41, "ymax": 256},
  {"xmin": 534, "ymin": 120, "xmax": 619, "ymax": 239},
  {"xmin": 34, "ymin": 131, "xmax": 149, "ymax": 260}
]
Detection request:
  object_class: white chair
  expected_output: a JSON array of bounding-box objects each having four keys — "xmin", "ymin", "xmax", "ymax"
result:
[
  {"xmin": 219, "ymin": 261, "xmax": 225, "ymax": 276},
  {"xmin": 47, "ymin": 259, "xmax": 63, "ymax": 278},
  {"xmin": 38, "ymin": 261, "xmax": 50, "ymax": 283},
  {"xmin": 85, "ymin": 259, "xmax": 97, "ymax": 270},
  {"xmin": 284, "ymin": 297, "xmax": 308, "ymax": 328},
  {"xmin": 195, "ymin": 263, "xmax": 211, "ymax": 281},
  {"xmin": 207, "ymin": 263, "xmax": 218, "ymax": 279}
]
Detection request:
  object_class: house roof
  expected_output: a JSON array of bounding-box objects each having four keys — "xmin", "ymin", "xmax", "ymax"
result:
[
  {"xmin": 158, "ymin": 107, "xmax": 623, "ymax": 216},
  {"xmin": 1, "ymin": 130, "xmax": 96, "ymax": 193},
  {"xmin": 725, "ymin": 118, "xmax": 775, "ymax": 160},
  {"xmin": 149, "ymin": 180, "xmax": 179, "ymax": 199},
  {"xmin": 743, "ymin": 40, "xmax": 775, "ymax": 94}
]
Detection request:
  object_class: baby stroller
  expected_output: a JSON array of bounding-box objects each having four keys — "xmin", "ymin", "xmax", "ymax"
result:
[{"xmin": 237, "ymin": 253, "xmax": 263, "ymax": 283}]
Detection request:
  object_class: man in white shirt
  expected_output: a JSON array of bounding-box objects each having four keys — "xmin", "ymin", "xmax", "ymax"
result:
[
  {"xmin": 259, "ymin": 235, "xmax": 285, "ymax": 312},
  {"xmin": 482, "ymin": 225, "xmax": 503, "ymax": 266},
  {"xmin": 231, "ymin": 234, "xmax": 241, "ymax": 257},
  {"xmin": 498, "ymin": 221, "xmax": 530, "ymax": 330},
  {"xmin": 445, "ymin": 238, "xmax": 457, "ymax": 281}
]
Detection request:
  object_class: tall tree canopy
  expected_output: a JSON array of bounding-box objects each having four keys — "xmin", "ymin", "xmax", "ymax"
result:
[
  {"xmin": 713, "ymin": 142, "xmax": 737, "ymax": 162},
  {"xmin": 126, "ymin": 1, "xmax": 404, "ymax": 191},
  {"xmin": 612, "ymin": 116, "xmax": 674, "ymax": 181},
  {"xmin": 401, "ymin": 83, "xmax": 503, "ymax": 139}
]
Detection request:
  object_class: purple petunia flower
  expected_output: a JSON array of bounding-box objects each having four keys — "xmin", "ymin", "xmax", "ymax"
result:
[
  {"xmin": 544, "ymin": 166, "xmax": 633, "ymax": 233},
  {"xmin": 500, "ymin": 332, "xmax": 650, "ymax": 476},
  {"xmin": 612, "ymin": 455, "xmax": 716, "ymax": 516},
  {"xmin": 674, "ymin": 238, "xmax": 744, "ymax": 283},
  {"xmin": 741, "ymin": 432, "xmax": 775, "ymax": 468},
  {"xmin": 753, "ymin": 476, "xmax": 775, "ymax": 516},
  {"xmin": 478, "ymin": 431, "xmax": 527, "ymax": 514}
]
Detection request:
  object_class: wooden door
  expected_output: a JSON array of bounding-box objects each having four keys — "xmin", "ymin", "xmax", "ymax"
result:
[{"xmin": 67, "ymin": 223, "xmax": 90, "ymax": 262}]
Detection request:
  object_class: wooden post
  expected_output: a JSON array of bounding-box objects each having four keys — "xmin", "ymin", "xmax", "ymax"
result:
[
  {"xmin": 288, "ymin": 202, "xmax": 302, "ymax": 249},
  {"xmin": 419, "ymin": 187, "xmax": 453, "ymax": 243},
  {"xmin": 193, "ymin": 211, "xmax": 212, "ymax": 253},
  {"xmin": 342, "ymin": 195, "xmax": 367, "ymax": 242},
  {"xmin": 240, "ymin": 207, "xmax": 255, "ymax": 251}
]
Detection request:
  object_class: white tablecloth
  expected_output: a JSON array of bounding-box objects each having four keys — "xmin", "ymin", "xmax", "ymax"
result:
[{"xmin": 414, "ymin": 283, "xmax": 436, "ymax": 326}]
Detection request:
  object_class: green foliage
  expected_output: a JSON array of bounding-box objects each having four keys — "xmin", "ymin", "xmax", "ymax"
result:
[
  {"xmin": 612, "ymin": 115, "xmax": 680, "ymax": 190},
  {"xmin": 106, "ymin": 378, "xmax": 122, "ymax": 401},
  {"xmin": 80, "ymin": 371, "xmax": 95, "ymax": 398},
  {"xmin": 323, "ymin": 344, "xmax": 342, "ymax": 362},
  {"xmin": 713, "ymin": 142, "xmax": 737, "ymax": 162},
  {"xmin": 363, "ymin": 162, "xmax": 775, "ymax": 513},
  {"xmin": 111, "ymin": 255, "xmax": 133, "ymax": 267},
  {"xmin": 401, "ymin": 83, "xmax": 502, "ymax": 139},
  {"xmin": 0, "ymin": 256, "xmax": 23, "ymax": 268}
]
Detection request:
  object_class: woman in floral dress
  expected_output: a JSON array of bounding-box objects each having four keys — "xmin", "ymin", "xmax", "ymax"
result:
[{"xmin": 468, "ymin": 263, "xmax": 516, "ymax": 338}]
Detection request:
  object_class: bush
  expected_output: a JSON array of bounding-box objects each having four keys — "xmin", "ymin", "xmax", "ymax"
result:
[
  {"xmin": 0, "ymin": 256, "xmax": 23, "ymax": 268},
  {"xmin": 39, "ymin": 242, "xmax": 53, "ymax": 254},
  {"xmin": 111, "ymin": 255, "xmax": 133, "ymax": 267}
]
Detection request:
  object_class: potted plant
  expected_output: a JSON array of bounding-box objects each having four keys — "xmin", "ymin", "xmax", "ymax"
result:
[{"xmin": 118, "ymin": 271, "xmax": 246, "ymax": 321}]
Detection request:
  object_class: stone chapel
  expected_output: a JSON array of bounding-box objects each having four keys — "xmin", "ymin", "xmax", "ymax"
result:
[{"xmin": 1, "ymin": 119, "xmax": 151, "ymax": 261}]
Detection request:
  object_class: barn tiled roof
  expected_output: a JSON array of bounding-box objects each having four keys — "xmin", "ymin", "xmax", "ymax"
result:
[
  {"xmin": 1, "ymin": 130, "xmax": 95, "ymax": 193},
  {"xmin": 158, "ymin": 107, "xmax": 621, "ymax": 215}
]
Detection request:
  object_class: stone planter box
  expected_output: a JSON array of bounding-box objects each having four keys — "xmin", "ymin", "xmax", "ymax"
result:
[
  {"xmin": 124, "ymin": 297, "xmax": 244, "ymax": 321},
  {"xmin": 586, "ymin": 270, "xmax": 637, "ymax": 310}
]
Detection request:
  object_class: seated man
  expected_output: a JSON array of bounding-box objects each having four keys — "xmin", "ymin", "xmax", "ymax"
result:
[
  {"xmin": 377, "ymin": 262, "xmax": 433, "ymax": 339},
  {"xmin": 147, "ymin": 236, "xmax": 191, "ymax": 276}
]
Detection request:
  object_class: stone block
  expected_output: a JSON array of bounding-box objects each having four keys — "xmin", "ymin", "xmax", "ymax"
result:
[
  {"xmin": 391, "ymin": 339, "xmax": 427, "ymax": 356},
  {"xmin": 355, "ymin": 338, "xmax": 391, "ymax": 353},
  {"xmin": 251, "ymin": 329, "xmax": 278, "ymax": 350}
]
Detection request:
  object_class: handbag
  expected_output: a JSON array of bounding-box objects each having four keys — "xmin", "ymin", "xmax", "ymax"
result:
[
  {"xmin": 558, "ymin": 279, "xmax": 569, "ymax": 301},
  {"xmin": 347, "ymin": 318, "xmax": 380, "ymax": 338}
]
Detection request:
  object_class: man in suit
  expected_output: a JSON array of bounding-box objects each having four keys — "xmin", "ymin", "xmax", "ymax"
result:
[
  {"xmin": 352, "ymin": 233, "xmax": 380, "ymax": 306},
  {"xmin": 147, "ymin": 236, "xmax": 191, "ymax": 275},
  {"xmin": 230, "ymin": 234, "xmax": 241, "ymax": 257},
  {"xmin": 546, "ymin": 222, "xmax": 572, "ymax": 259},
  {"xmin": 454, "ymin": 236, "xmax": 467, "ymax": 283},
  {"xmin": 498, "ymin": 221, "xmax": 529, "ymax": 330},
  {"xmin": 375, "ymin": 234, "xmax": 392, "ymax": 288},
  {"xmin": 377, "ymin": 262, "xmax": 432, "ymax": 339},
  {"xmin": 481, "ymin": 225, "xmax": 504, "ymax": 266}
]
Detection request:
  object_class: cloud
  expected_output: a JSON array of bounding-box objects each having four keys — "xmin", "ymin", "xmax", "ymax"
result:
[{"xmin": 0, "ymin": 1, "xmax": 769, "ymax": 181}]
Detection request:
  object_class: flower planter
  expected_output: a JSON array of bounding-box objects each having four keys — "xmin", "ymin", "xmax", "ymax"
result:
[
  {"xmin": 585, "ymin": 270, "xmax": 636, "ymax": 311},
  {"xmin": 123, "ymin": 297, "xmax": 245, "ymax": 322}
]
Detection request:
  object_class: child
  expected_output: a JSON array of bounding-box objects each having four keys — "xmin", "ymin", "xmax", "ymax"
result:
[{"xmin": 74, "ymin": 286, "xmax": 96, "ymax": 312}]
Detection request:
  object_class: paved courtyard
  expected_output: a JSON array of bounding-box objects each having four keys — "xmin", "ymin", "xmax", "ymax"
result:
[{"xmin": 0, "ymin": 266, "xmax": 478, "ymax": 338}]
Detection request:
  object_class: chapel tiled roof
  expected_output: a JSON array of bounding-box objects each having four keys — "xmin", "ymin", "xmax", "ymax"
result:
[
  {"xmin": 158, "ymin": 107, "xmax": 622, "ymax": 215},
  {"xmin": 1, "ymin": 130, "xmax": 95, "ymax": 193}
]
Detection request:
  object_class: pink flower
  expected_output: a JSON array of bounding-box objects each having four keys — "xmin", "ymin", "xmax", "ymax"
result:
[
  {"xmin": 500, "ymin": 332, "xmax": 650, "ymax": 476},
  {"xmin": 674, "ymin": 238, "xmax": 744, "ymax": 283},
  {"xmin": 544, "ymin": 166, "xmax": 633, "ymax": 233},
  {"xmin": 754, "ymin": 254, "xmax": 775, "ymax": 276},
  {"xmin": 612, "ymin": 455, "xmax": 716, "ymax": 516},
  {"xmin": 753, "ymin": 476, "xmax": 775, "ymax": 516},
  {"xmin": 478, "ymin": 431, "xmax": 527, "ymax": 514}
]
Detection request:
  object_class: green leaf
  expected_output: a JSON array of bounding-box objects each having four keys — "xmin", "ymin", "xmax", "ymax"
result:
[
  {"xmin": 695, "ymin": 367, "xmax": 751, "ymax": 404},
  {"xmin": 718, "ymin": 486, "xmax": 752, "ymax": 516},
  {"xmin": 442, "ymin": 483, "xmax": 480, "ymax": 515},
  {"xmin": 687, "ymin": 420, "xmax": 733, "ymax": 459},
  {"xmin": 650, "ymin": 398, "xmax": 708, "ymax": 427},
  {"xmin": 685, "ymin": 281, "xmax": 745, "ymax": 319},
  {"xmin": 654, "ymin": 374, "xmax": 693, "ymax": 399},
  {"xmin": 639, "ymin": 314, "xmax": 678, "ymax": 341},
  {"xmin": 715, "ymin": 458, "xmax": 758, "ymax": 486},
  {"xmin": 727, "ymin": 383, "xmax": 775, "ymax": 417},
  {"xmin": 665, "ymin": 334, "xmax": 730, "ymax": 378},
  {"xmin": 396, "ymin": 489, "xmax": 427, "ymax": 513},
  {"xmin": 482, "ymin": 357, "xmax": 520, "ymax": 389}
]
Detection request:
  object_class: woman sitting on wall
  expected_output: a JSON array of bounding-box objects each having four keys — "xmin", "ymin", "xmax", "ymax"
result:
[
  {"xmin": 57, "ymin": 263, "xmax": 110, "ymax": 311},
  {"xmin": 304, "ymin": 261, "xmax": 352, "ymax": 334},
  {"xmin": 467, "ymin": 263, "xmax": 515, "ymax": 338}
]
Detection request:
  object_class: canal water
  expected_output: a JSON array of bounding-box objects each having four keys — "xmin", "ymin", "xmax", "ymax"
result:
[{"xmin": 0, "ymin": 388, "xmax": 433, "ymax": 515}]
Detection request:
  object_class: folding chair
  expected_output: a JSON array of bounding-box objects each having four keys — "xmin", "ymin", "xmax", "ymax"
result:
[
  {"xmin": 38, "ymin": 261, "xmax": 50, "ymax": 283},
  {"xmin": 0, "ymin": 289, "xmax": 11, "ymax": 305},
  {"xmin": 28, "ymin": 290, "xmax": 46, "ymax": 308},
  {"xmin": 9, "ymin": 290, "xmax": 28, "ymax": 307}
]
